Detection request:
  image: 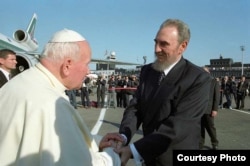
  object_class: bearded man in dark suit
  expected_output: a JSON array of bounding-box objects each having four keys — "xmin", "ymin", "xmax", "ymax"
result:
[{"xmin": 104, "ymin": 19, "xmax": 211, "ymax": 166}]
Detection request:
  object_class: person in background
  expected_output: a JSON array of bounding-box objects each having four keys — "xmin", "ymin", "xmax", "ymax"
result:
[
  {"xmin": 80, "ymin": 77, "xmax": 91, "ymax": 108},
  {"xmin": 0, "ymin": 29, "xmax": 121, "ymax": 165},
  {"xmin": 122, "ymin": 75, "xmax": 130, "ymax": 108},
  {"xmin": 116, "ymin": 75, "xmax": 124, "ymax": 108},
  {"xmin": 0, "ymin": 49, "xmax": 17, "ymax": 88},
  {"xmin": 221, "ymin": 75, "xmax": 232, "ymax": 109},
  {"xmin": 96, "ymin": 75, "xmax": 106, "ymax": 108},
  {"xmin": 107, "ymin": 75, "xmax": 117, "ymax": 108},
  {"xmin": 236, "ymin": 75, "xmax": 249, "ymax": 110},
  {"xmin": 218, "ymin": 76, "xmax": 224, "ymax": 109},
  {"xmin": 229, "ymin": 75, "xmax": 237, "ymax": 107},
  {"xmin": 200, "ymin": 67, "xmax": 219, "ymax": 150},
  {"xmin": 65, "ymin": 89, "xmax": 77, "ymax": 109},
  {"xmin": 106, "ymin": 18, "xmax": 211, "ymax": 165},
  {"xmin": 124, "ymin": 75, "xmax": 139, "ymax": 108}
]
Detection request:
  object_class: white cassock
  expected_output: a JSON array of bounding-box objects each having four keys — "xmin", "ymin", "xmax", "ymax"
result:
[{"xmin": 0, "ymin": 63, "xmax": 120, "ymax": 166}]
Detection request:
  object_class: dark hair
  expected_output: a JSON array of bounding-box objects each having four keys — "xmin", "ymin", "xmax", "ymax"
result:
[{"xmin": 0, "ymin": 49, "xmax": 16, "ymax": 59}]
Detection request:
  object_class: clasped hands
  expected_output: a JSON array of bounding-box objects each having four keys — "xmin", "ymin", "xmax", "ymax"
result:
[{"xmin": 99, "ymin": 132, "xmax": 132, "ymax": 166}]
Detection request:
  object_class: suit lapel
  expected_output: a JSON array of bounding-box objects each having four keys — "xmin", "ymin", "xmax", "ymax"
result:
[{"xmin": 0, "ymin": 70, "xmax": 8, "ymax": 84}]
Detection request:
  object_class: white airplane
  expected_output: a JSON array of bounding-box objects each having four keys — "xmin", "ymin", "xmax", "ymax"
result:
[
  {"xmin": 91, "ymin": 51, "xmax": 141, "ymax": 66},
  {"xmin": 1, "ymin": 14, "xmax": 141, "ymax": 76},
  {"xmin": 0, "ymin": 13, "xmax": 39, "ymax": 75}
]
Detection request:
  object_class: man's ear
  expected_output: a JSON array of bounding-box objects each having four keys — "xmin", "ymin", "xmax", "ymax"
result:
[
  {"xmin": 0, "ymin": 58, "xmax": 4, "ymax": 65},
  {"xmin": 178, "ymin": 40, "xmax": 188, "ymax": 54},
  {"xmin": 62, "ymin": 58, "xmax": 72, "ymax": 76}
]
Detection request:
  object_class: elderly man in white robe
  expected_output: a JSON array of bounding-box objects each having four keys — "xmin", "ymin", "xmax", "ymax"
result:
[{"xmin": 0, "ymin": 29, "xmax": 122, "ymax": 166}]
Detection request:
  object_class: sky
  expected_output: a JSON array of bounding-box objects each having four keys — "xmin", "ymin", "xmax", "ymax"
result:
[{"xmin": 1, "ymin": 0, "xmax": 249, "ymax": 70}]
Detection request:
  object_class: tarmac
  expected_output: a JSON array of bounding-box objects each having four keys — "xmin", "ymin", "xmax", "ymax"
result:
[{"xmin": 75, "ymin": 92, "xmax": 250, "ymax": 165}]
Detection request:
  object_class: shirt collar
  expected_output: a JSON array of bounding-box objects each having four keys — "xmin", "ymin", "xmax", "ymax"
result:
[
  {"xmin": 163, "ymin": 58, "xmax": 181, "ymax": 76},
  {"xmin": 0, "ymin": 67, "xmax": 10, "ymax": 80}
]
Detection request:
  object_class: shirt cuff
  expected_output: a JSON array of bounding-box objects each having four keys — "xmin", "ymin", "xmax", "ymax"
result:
[
  {"xmin": 129, "ymin": 144, "xmax": 144, "ymax": 166},
  {"xmin": 120, "ymin": 134, "xmax": 128, "ymax": 145}
]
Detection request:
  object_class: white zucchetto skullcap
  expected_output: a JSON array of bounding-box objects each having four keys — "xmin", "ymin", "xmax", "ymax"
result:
[{"xmin": 49, "ymin": 29, "xmax": 85, "ymax": 43}]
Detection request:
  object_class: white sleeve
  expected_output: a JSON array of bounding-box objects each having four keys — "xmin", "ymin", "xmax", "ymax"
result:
[{"xmin": 129, "ymin": 144, "xmax": 144, "ymax": 166}]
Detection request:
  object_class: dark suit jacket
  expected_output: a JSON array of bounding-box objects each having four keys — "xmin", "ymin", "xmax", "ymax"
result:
[
  {"xmin": 96, "ymin": 79, "xmax": 106, "ymax": 94},
  {"xmin": 204, "ymin": 78, "xmax": 220, "ymax": 114},
  {"xmin": 237, "ymin": 81, "xmax": 249, "ymax": 96},
  {"xmin": 119, "ymin": 57, "xmax": 211, "ymax": 165},
  {"xmin": 0, "ymin": 70, "xmax": 8, "ymax": 88}
]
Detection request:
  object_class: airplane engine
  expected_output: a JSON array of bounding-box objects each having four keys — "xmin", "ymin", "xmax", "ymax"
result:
[
  {"xmin": 12, "ymin": 52, "xmax": 39, "ymax": 76},
  {"xmin": 13, "ymin": 30, "xmax": 38, "ymax": 51}
]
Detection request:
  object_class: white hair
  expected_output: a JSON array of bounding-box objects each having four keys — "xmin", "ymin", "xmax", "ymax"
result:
[{"xmin": 40, "ymin": 42, "xmax": 81, "ymax": 61}]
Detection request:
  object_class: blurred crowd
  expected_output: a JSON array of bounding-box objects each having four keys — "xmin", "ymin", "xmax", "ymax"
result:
[
  {"xmin": 66, "ymin": 74, "xmax": 140, "ymax": 109},
  {"xmin": 216, "ymin": 75, "xmax": 249, "ymax": 110},
  {"xmin": 66, "ymin": 74, "xmax": 250, "ymax": 111}
]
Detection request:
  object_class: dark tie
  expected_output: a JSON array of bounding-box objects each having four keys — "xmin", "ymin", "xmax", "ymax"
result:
[
  {"xmin": 158, "ymin": 72, "xmax": 165, "ymax": 85},
  {"xmin": 8, "ymin": 74, "xmax": 12, "ymax": 80}
]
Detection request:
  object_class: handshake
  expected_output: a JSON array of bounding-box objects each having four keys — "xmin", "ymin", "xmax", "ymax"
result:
[{"xmin": 99, "ymin": 133, "xmax": 133, "ymax": 166}]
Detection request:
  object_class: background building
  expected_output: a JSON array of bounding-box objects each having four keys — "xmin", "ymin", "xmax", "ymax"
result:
[{"xmin": 205, "ymin": 55, "xmax": 250, "ymax": 79}]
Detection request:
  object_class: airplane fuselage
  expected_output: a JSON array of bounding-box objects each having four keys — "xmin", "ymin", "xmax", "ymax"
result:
[
  {"xmin": 0, "ymin": 13, "xmax": 39, "ymax": 75},
  {"xmin": 0, "ymin": 33, "xmax": 28, "ymax": 52}
]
